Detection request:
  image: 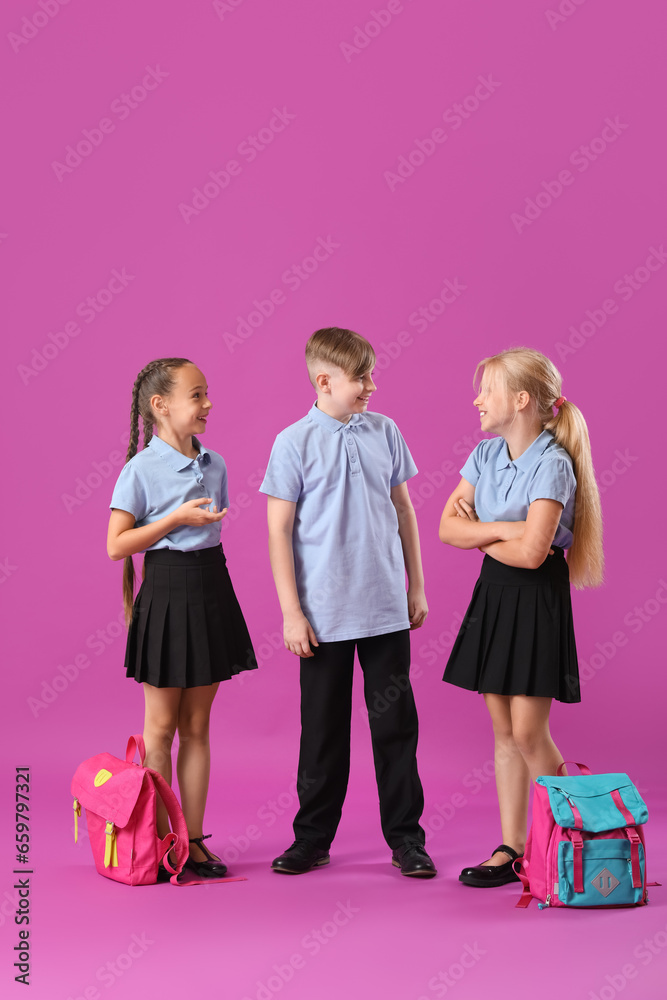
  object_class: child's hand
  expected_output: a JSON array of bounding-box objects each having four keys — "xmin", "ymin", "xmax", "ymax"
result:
[
  {"xmin": 454, "ymin": 498, "xmax": 478, "ymax": 521},
  {"xmin": 283, "ymin": 613, "xmax": 319, "ymax": 657},
  {"xmin": 176, "ymin": 499, "xmax": 227, "ymax": 526},
  {"xmin": 408, "ymin": 587, "xmax": 428, "ymax": 629}
]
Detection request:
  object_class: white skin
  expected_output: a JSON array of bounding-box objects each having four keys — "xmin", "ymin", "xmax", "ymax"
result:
[
  {"xmin": 107, "ymin": 364, "xmax": 228, "ymax": 864},
  {"xmin": 439, "ymin": 365, "xmax": 565, "ymax": 867},
  {"xmin": 267, "ymin": 364, "xmax": 428, "ymax": 657}
]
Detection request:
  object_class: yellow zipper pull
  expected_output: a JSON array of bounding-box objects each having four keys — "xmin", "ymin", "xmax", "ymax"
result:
[
  {"xmin": 104, "ymin": 821, "xmax": 118, "ymax": 867},
  {"xmin": 73, "ymin": 799, "xmax": 81, "ymax": 843}
]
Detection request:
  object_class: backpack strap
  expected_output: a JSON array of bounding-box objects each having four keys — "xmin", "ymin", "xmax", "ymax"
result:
[
  {"xmin": 126, "ymin": 734, "xmax": 147, "ymax": 765},
  {"xmin": 624, "ymin": 828, "xmax": 643, "ymax": 889},
  {"xmin": 611, "ymin": 789, "xmax": 636, "ymax": 825},
  {"xmin": 144, "ymin": 768, "xmax": 189, "ymax": 874},
  {"xmin": 571, "ymin": 831, "xmax": 584, "ymax": 893},
  {"xmin": 557, "ymin": 761, "xmax": 592, "ymax": 776},
  {"xmin": 513, "ymin": 857, "xmax": 533, "ymax": 908}
]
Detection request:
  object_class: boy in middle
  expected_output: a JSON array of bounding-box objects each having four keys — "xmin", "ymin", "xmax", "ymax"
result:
[{"xmin": 259, "ymin": 327, "xmax": 435, "ymax": 878}]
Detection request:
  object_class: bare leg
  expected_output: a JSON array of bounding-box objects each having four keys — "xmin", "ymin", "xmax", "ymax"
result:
[
  {"xmin": 509, "ymin": 695, "xmax": 564, "ymax": 781},
  {"xmin": 176, "ymin": 683, "xmax": 220, "ymax": 862},
  {"xmin": 142, "ymin": 684, "xmax": 182, "ymax": 839},
  {"xmin": 481, "ymin": 693, "xmax": 530, "ymax": 865}
]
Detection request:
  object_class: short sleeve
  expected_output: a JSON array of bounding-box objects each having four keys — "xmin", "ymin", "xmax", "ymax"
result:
[
  {"xmin": 218, "ymin": 459, "xmax": 229, "ymax": 509},
  {"xmin": 527, "ymin": 455, "xmax": 576, "ymax": 507},
  {"xmin": 109, "ymin": 461, "xmax": 150, "ymax": 520},
  {"xmin": 388, "ymin": 420, "xmax": 418, "ymax": 487},
  {"xmin": 259, "ymin": 434, "xmax": 303, "ymax": 502},
  {"xmin": 460, "ymin": 439, "xmax": 493, "ymax": 487}
]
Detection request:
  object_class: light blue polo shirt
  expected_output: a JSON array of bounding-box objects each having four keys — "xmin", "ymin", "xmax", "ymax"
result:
[
  {"xmin": 109, "ymin": 435, "xmax": 229, "ymax": 552},
  {"xmin": 460, "ymin": 429, "xmax": 576, "ymax": 549},
  {"xmin": 260, "ymin": 403, "xmax": 418, "ymax": 642}
]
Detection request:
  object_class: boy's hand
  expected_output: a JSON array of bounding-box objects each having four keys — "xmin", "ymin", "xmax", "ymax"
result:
[
  {"xmin": 283, "ymin": 613, "xmax": 319, "ymax": 657},
  {"xmin": 407, "ymin": 587, "xmax": 428, "ymax": 629}
]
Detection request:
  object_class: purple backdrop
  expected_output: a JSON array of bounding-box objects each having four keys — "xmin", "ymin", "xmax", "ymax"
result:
[{"xmin": 3, "ymin": 1, "xmax": 666, "ymax": 998}]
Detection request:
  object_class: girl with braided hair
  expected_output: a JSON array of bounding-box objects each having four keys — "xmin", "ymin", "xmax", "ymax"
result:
[
  {"xmin": 439, "ymin": 347, "xmax": 603, "ymax": 888},
  {"xmin": 107, "ymin": 357, "xmax": 257, "ymax": 879}
]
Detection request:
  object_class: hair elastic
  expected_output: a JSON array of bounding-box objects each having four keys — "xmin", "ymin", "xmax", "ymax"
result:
[{"xmin": 554, "ymin": 396, "xmax": 566, "ymax": 409}]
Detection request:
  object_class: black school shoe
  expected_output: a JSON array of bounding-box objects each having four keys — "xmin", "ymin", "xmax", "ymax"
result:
[
  {"xmin": 391, "ymin": 843, "xmax": 437, "ymax": 878},
  {"xmin": 459, "ymin": 844, "xmax": 521, "ymax": 887},
  {"xmin": 271, "ymin": 839, "xmax": 331, "ymax": 874}
]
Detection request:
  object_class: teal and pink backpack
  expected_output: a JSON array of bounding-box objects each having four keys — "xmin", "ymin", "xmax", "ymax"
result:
[{"xmin": 515, "ymin": 762, "xmax": 653, "ymax": 909}]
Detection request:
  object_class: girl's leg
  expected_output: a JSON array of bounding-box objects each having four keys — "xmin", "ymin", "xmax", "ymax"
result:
[
  {"xmin": 142, "ymin": 683, "xmax": 182, "ymax": 838},
  {"xmin": 481, "ymin": 693, "xmax": 530, "ymax": 866},
  {"xmin": 176, "ymin": 682, "xmax": 220, "ymax": 862},
  {"xmin": 509, "ymin": 694, "xmax": 564, "ymax": 781}
]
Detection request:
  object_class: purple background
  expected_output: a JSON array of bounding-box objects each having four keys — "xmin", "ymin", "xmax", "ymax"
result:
[{"xmin": 3, "ymin": 1, "xmax": 666, "ymax": 997}]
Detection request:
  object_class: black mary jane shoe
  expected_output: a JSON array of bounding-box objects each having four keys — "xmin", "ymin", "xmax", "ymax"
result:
[
  {"xmin": 459, "ymin": 844, "xmax": 521, "ymax": 887},
  {"xmin": 185, "ymin": 835, "xmax": 228, "ymax": 878}
]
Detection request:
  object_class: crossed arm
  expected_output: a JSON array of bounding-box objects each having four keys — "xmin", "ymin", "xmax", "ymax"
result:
[{"xmin": 438, "ymin": 476, "xmax": 562, "ymax": 570}]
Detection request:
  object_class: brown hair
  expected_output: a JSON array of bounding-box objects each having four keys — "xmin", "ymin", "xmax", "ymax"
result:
[
  {"xmin": 475, "ymin": 347, "xmax": 604, "ymax": 589},
  {"xmin": 305, "ymin": 327, "xmax": 376, "ymax": 386},
  {"xmin": 122, "ymin": 357, "xmax": 193, "ymax": 623}
]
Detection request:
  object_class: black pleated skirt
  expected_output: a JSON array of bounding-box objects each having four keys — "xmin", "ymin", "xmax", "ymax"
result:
[
  {"xmin": 443, "ymin": 547, "xmax": 580, "ymax": 703},
  {"xmin": 124, "ymin": 544, "xmax": 258, "ymax": 688}
]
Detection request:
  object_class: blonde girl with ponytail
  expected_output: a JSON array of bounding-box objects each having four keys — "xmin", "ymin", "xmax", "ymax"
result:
[
  {"xmin": 439, "ymin": 347, "xmax": 603, "ymax": 888},
  {"xmin": 107, "ymin": 358, "xmax": 257, "ymax": 880}
]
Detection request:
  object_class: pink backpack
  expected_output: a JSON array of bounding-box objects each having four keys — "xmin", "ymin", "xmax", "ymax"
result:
[
  {"xmin": 515, "ymin": 761, "xmax": 652, "ymax": 909},
  {"xmin": 71, "ymin": 734, "xmax": 189, "ymax": 885}
]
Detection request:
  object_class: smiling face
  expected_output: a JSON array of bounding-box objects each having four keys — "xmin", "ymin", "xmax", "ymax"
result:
[
  {"xmin": 316, "ymin": 365, "xmax": 377, "ymax": 422},
  {"xmin": 152, "ymin": 364, "xmax": 212, "ymax": 439},
  {"xmin": 473, "ymin": 364, "xmax": 516, "ymax": 435}
]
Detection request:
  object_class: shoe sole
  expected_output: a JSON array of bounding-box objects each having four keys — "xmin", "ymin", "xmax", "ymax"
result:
[
  {"xmin": 271, "ymin": 856, "xmax": 330, "ymax": 874},
  {"xmin": 458, "ymin": 873, "xmax": 520, "ymax": 887},
  {"xmin": 392, "ymin": 859, "xmax": 437, "ymax": 878}
]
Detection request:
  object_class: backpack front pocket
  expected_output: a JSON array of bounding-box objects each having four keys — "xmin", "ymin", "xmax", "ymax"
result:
[{"xmin": 557, "ymin": 839, "xmax": 645, "ymax": 907}]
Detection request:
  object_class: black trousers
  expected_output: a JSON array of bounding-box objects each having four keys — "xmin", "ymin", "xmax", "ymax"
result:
[{"xmin": 292, "ymin": 629, "xmax": 425, "ymax": 851}]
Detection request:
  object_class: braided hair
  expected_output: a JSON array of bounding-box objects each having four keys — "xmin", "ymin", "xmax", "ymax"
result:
[{"xmin": 122, "ymin": 358, "xmax": 193, "ymax": 623}]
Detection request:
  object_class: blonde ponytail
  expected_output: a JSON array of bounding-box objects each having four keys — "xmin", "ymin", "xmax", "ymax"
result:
[{"xmin": 476, "ymin": 348, "xmax": 604, "ymax": 589}]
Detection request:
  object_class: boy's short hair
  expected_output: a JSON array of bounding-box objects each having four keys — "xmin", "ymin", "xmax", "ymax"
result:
[{"xmin": 305, "ymin": 328, "xmax": 376, "ymax": 386}]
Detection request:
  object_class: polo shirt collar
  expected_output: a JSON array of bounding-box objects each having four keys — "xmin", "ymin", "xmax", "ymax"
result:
[
  {"xmin": 309, "ymin": 402, "xmax": 363, "ymax": 433},
  {"xmin": 495, "ymin": 429, "xmax": 553, "ymax": 471},
  {"xmin": 148, "ymin": 434, "xmax": 211, "ymax": 470}
]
